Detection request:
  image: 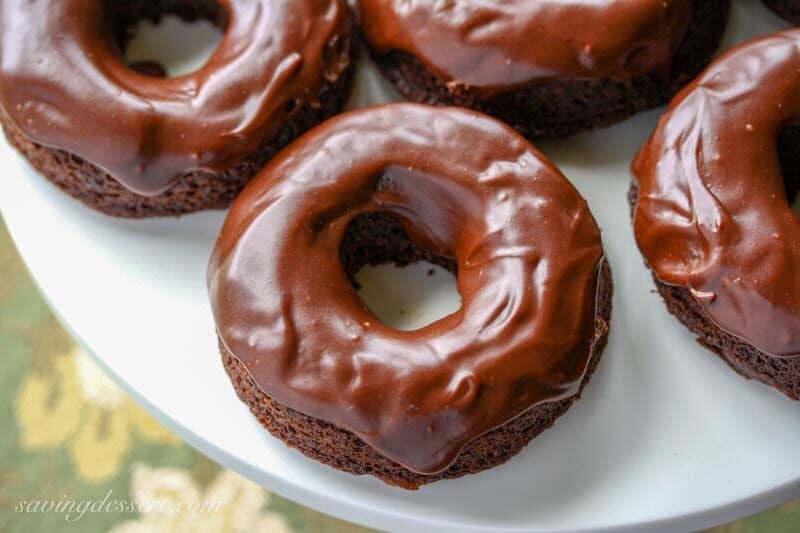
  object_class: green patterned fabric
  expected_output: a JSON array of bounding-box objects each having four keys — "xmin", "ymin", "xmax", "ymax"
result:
[{"xmin": 0, "ymin": 215, "xmax": 796, "ymax": 533}]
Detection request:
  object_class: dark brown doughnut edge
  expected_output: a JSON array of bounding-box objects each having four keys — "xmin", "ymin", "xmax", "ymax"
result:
[
  {"xmin": 0, "ymin": 73, "xmax": 353, "ymax": 218},
  {"xmin": 221, "ymin": 259, "xmax": 612, "ymax": 490},
  {"xmin": 628, "ymin": 184, "xmax": 800, "ymax": 401},
  {"xmin": 763, "ymin": 0, "xmax": 800, "ymax": 25},
  {"xmin": 361, "ymin": 0, "xmax": 728, "ymax": 139}
]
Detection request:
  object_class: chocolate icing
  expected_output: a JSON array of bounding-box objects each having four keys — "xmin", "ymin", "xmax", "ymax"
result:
[
  {"xmin": 358, "ymin": 0, "xmax": 694, "ymax": 92},
  {"xmin": 208, "ymin": 104, "xmax": 607, "ymax": 474},
  {"xmin": 0, "ymin": 0, "xmax": 351, "ymax": 195},
  {"xmin": 633, "ymin": 30, "xmax": 800, "ymax": 358}
]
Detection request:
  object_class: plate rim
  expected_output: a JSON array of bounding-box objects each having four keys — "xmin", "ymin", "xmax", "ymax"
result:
[{"xmin": 3, "ymin": 173, "xmax": 799, "ymax": 533}]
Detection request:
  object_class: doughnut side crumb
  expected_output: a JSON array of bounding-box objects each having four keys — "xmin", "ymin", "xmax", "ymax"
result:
[
  {"xmin": 220, "ymin": 243, "xmax": 613, "ymax": 489},
  {"xmin": 629, "ymin": 184, "xmax": 800, "ymax": 401},
  {"xmin": 363, "ymin": 0, "xmax": 728, "ymax": 139},
  {"xmin": 0, "ymin": 68, "xmax": 354, "ymax": 218}
]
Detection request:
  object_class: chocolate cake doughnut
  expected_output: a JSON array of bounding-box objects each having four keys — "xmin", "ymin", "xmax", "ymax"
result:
[
  {"xmin": 0, "ymin": 0, "xmax": 354, "ymax": 217},
  {"xmin": 763, "ymin": 0, "xmax": 800, "ymax": 24},
  {"xmin": 208, "ymin": 104, "xmax": 613, "ymax": 488},
  {"xmin": 631, "ymin": 30, "xmax": 800, "ymax": 400},
  {"xmin": 357, "ymin": 0, "xmax": 729, "ymax": 139}
]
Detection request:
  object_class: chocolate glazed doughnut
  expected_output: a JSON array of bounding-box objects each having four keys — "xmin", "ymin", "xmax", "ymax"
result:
[
  {"xmin": 763, "ymin": 0, "xmax": 800, "ymax": 24},
  {"xmin": 632, "ymin": 30, "xmax": 800, "ymax": 400},
  {"xmin": 208, "ymin": 103, "xmax": 613, "ymax": 488},
  {"xmin": 0, "ymin": 0, "xmax": 354, "ymax": 217},
  {"xmin": 357, "ymin": 0, "xmax": 729, "ymax": 139}
]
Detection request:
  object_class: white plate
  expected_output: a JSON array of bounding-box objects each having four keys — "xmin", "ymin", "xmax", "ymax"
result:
[{"xmin": 2, "ymin": 2, "xmax": 799, "ymax": 531}]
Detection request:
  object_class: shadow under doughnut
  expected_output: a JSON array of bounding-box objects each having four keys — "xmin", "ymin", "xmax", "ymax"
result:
[{"xmin": 763, "ymin": 0, "xmax": 800, "ymax": 24}]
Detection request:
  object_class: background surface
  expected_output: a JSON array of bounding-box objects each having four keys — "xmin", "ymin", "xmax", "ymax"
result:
[
  {"xmin": 0, "ymin": 215, "xmax": 798, "ymax": 532},
  {"xmin": 0, "ymin": 217, "xmax": 370, "ymax": 532}
]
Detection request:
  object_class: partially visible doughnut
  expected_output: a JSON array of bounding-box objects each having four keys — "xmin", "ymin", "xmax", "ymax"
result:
[
  {"xmin": 358, "ymin": 0, "xmax": 729, "ymax": 138},
  {"xmin": 632, "ymin": 30, "xmax": 800, "ymax": 399},
  {"xmin": 0, "ymin": 0, "xmax": 354, "ymax": 217}
]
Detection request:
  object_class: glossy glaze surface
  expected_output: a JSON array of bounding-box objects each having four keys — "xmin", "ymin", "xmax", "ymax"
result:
[
  {"xmin": 0, "ymin": 0, "xmax": 351, "ymax": 195},
  {"xmin": 633, "ymin": 30, "xmax": 800, "ymax": 357},
  {"xmin": 359, "ymin": 0, "xmax": 694, "ymax": 90},
  {"xmin": 208, "ymin": 104, "xmax": 607, "ymax": 474}
]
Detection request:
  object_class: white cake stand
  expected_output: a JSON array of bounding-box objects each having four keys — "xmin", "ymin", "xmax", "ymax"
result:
[{"xmin": 1, "ymin": 2, "xmax": 798, "ymax": 531}]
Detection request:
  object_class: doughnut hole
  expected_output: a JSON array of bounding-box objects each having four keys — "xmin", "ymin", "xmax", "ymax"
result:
[
  {"xmin": 340, "ymin": 212, "xmax": 462, "ymax": 331},
  {"xmin": 778, "ymin": 125, "xmax": 800, "ymax": 216},
  {"xmin": 103, "ymin": 0, "xmax": 227, "ymax": 77}
]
